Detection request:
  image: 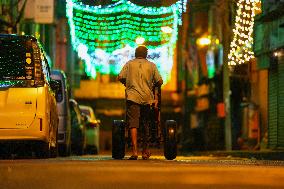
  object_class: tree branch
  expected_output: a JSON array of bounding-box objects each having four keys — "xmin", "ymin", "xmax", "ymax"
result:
[{"xmin": 15, "ymin": 0, "xmax": 27, "ymax": 25}]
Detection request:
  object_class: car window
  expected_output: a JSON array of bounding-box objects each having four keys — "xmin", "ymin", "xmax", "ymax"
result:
[
  {"xmin": 41, "ymin": 51, "xmax": 51, "ymax": 83},
  {"xmin": 81, "ymin": 109, "xmax": 91, "ymax": 117},
  {"xmin": 0, "ymin": 38, "xmax": 34, "ymax": 81},
  {"xmin": 54, "ymin": 79, "xmax": 63, "ymax": 102},
  {"xmin": 0, "ymin": 37, "xmax": 47, "ymax": 88},
  {"xmin": 0, "ymin": 80, "xmax": 30, "ymax": 88}
]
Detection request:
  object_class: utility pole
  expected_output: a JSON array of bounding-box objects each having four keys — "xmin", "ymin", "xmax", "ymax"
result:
[{"xmin": 222, "ymin": 0, "xmax": 232, "ymax": 150}]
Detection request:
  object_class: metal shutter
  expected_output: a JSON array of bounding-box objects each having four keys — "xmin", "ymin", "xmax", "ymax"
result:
[
  {"xmin": 278, "ymin": 56, "xmax": 284, "ymax": 147},
  {"xmin": 268, "ymin": 58, "xmax": 278, "ymax": 148}
]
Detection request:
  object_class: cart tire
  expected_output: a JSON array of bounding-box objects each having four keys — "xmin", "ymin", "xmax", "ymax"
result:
[
  {"xmin": 164, "ymin": 120, "xmax": 177, "ymax": 160},
  {"xmin": 112, "ymin": 120, "xmax": 126, "ymax": 159}
]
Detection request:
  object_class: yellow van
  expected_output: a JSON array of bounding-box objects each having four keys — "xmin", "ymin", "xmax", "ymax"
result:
[{"xmin": 0, "ymin": 34, "xmax": 59, "ymax": 158}]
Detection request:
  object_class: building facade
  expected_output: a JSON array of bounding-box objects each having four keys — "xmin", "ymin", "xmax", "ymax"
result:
[{"xmin": 253, "ymin": 0, "xmax": 284, "ymax": 149}]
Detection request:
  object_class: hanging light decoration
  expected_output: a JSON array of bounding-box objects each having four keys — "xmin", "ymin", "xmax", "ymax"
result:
[
  {"xmin": 228, "ymin": 0, "xmax": 260, "ymax": 66},
  {"xmin": 66, "ymin": 0, "xmax": 188, "ymax": 83}
]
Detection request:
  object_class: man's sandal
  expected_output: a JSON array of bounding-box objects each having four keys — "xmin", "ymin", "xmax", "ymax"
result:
[{"xmin": 128, "ymin": 155, "xmax": 138, "ymax": 160}]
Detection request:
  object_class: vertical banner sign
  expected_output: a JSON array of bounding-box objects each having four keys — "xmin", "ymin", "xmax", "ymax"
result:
[
  {"xmin": 18, "ymin": 0, "xmax": 35, "ymax": 19},
  {"xmin": 34, "ymin": 0, "xmax": 54, "ymax": 24}
]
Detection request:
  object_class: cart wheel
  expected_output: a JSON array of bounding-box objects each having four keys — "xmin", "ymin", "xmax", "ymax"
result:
[
  {"xmin": 163, "ymin": 120, "xmax": 177, "ymax": 160},
  {"xmin": 112, "ymin": 120, "xmax": 126, "ymax": 159}
]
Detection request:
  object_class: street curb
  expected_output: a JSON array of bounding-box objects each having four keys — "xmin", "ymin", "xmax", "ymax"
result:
[{"xmin": 181, "ymin": 150, "xmax": 284, "ymax": 160}]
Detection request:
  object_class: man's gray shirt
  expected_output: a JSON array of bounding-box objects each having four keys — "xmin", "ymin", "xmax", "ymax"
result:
[{"xmin": 119, "ymin": 58, "xmax": 162, "ymax": 105}]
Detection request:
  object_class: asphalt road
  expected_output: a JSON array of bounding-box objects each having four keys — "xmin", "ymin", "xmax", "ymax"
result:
[{"xmin": 1, "ymin": 153, "xmax": 284, "ymax": 189}]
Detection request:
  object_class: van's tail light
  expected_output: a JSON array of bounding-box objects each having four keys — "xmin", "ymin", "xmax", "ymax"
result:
[{"xmin": 32, "ymin": 42, "xmax": 43, "ymax": 86}]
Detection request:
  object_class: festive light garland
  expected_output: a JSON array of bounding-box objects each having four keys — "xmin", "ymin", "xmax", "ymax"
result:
[
  {"xmin": 66, "ymin": 0, "xmax": 187, "ymax": 82},
  {"xmin": 228, "ymin": 0, "xmax": 260, "ymax": 66}
]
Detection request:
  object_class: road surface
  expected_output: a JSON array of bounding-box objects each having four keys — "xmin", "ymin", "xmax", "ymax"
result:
[{"xmin": 1, "ymin": 153, "xmax": 284, "ymax": 189}]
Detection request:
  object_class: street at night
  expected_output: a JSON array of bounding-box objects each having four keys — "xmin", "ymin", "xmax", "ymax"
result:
[
  {"xmin": 1, "ymin": 0, "xmax": 284, "ymax": 188},
  {"xmin": 1, "ymin": 152, "xmax": 284, "ymax": 189}
]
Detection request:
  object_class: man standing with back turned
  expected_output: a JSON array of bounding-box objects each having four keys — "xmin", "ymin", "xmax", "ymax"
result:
[{"xmin": 118, "ymin": 45, "xmax": 163, "ymax": 160}]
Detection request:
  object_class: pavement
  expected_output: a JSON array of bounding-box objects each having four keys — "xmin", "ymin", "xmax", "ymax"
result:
[
  {"xmin": 183, "ymin": 150, "xmax": 284, "ymax": 161},
  {"xmin": 102, "ymin": 147, "xmax": 284, "ymax": 161}
]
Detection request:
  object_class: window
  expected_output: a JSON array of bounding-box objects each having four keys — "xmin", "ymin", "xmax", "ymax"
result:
[
  {"xmin": 0, "ymin": 38, "xmax": 34, "ymax": 81},
  {"xmin": 54, "ymin": 79, "xmax": 63, "ymax": 102}
]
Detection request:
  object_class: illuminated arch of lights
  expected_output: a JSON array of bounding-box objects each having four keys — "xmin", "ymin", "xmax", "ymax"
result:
[
  {"xmin": 66, "ymin": 0, "xmax": 188, "ymax": 83},
  {"xmin": 228, "ymin": 0, "xmax": 261, "ymax": 66}
]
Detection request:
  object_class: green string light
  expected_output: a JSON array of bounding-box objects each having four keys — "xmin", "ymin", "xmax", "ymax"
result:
[{"xmin": 66, "ymin": 0, "xmax": 188, "ymax": 83}]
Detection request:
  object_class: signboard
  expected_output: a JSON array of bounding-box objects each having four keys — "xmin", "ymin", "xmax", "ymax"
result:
[{"xmin": 34, "ymin": 0, "xmax": 54, "ymax": 24}]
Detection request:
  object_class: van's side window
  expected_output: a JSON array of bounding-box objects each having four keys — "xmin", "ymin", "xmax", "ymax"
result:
[
  {"xmin": 42, "ymin": 55, "xmax": 51, "ymax": 83},
  {"xmin": 39, "ymin": 45, "xmax": 51, "ymax": 84}
]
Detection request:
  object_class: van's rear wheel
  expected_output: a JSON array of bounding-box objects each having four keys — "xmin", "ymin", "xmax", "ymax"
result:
[
  {"xmin": 112, "ymin": 120, "xmax": 126, "ymax": 159},
  {"xmin": 86, "ymin": 145, "xmax": 98, "ymax": 155},
  {"xmin": 59, "ymin": 143, "xmax": 71, "ymax": 156},
  {"xmin": 163, "ymin": 120, "xmax": 177, "ymax": 160},
  {"xmin": 58, "ymin": 144, "xmax": 67, "ymax": 156},
  {"xmin": 0, "ymin": 144, "xmax": 10, "ymax": 158},
  {"xmin": 76, "ymin": 141, "xmax": 84, "ymax": 155},
  {"xmin": 35, "ymin": 142, "xmax": 50, "ymax": 158},
  {"xmin": 50, "ymin": 145, "xmax": 58, "ymax": 158}
]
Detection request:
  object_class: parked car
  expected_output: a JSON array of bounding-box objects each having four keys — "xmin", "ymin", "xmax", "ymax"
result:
[
  {"xmin": 0, "ymin": 34, "xmax": 59, "ymax": 158},
  {"xmin": 51, "ymin": 69, "xmax": 71, "ymax": 156},
  {"xmin": 79, "ymin": 105, "xmax": 100, "ymax": 154},
  {"xmin": 69, "ymin": 99, "xmax": 86, "ymax": 155}
]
